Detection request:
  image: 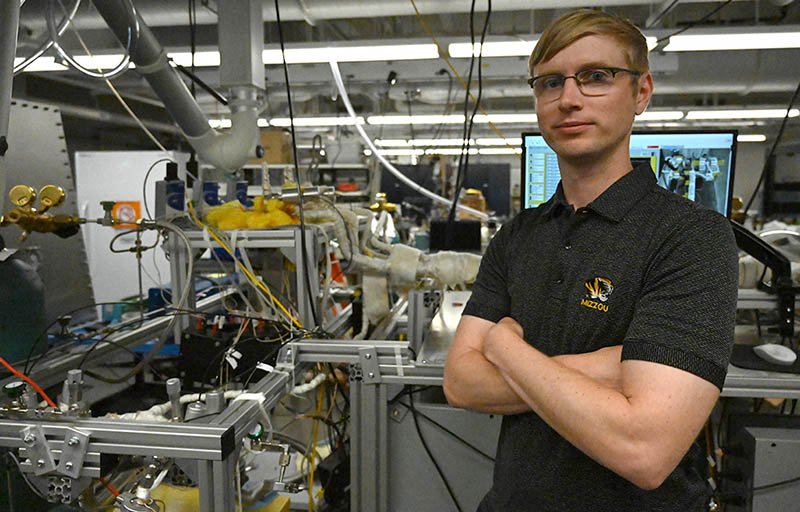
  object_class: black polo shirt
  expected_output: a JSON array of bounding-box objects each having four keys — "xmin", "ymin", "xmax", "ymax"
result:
[{"xmin": 465, "ymin": 164, "xmax": 738, "ymax": 512}]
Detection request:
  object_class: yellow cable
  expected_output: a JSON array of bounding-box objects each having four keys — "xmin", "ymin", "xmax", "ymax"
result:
[
  {"xmin": 408, "ymin": 0, "xmax": 519, "ymax": 154},
  {"xmin": 308, "ymin": 383, "xmax": 324, "ymax": 512},
  {"xmin": 188, "ymin": 203, "xmax": 303, "ymax": 329}
]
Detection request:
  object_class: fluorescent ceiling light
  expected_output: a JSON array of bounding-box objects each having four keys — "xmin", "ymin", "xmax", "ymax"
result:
[
  {"xmin": 411, "ymin": 138, "xmax": 474, "ymax": 146},
  {"xmin": 269, "ymin": 116, "xmax": 365, "ymax": 127},
  {"xmin": 738, "ymin": 134, "xmax": 767, "ymax": 142},
  {"xmin": 425, "ymin": 148, "xmax": 479, "ymax": 155},
  {"xmin": 168, "ymin": 51, "xmax": 221, "ymax": 67},
  {"xmin": 208, "ymin": 119, "xmax": 231, "ymax": 129},
  {"xmin": 473, "ymin": 114, "xmax": 538, "ymax": 123},
  {"xmin": 664, "ymin": 32, "xmax": 800, "ymax": 51},
  {"xmin": 376, "ymin": 149, "xmax": 425, "ymax": 156},
  {"xmin": 479, "ymin": 147, "xmax": 523, "ymax": 155},
  {"xmin": 635, "ymin": 111, "xmax": 684, "ymax": 121},
  {"xmin": 375, "ymin": 139, "xmax": 411, "ymax": 147},
  {"xmin": 257, "ymin": 118, "xmax": 269, "ymax": 127},
  {"xmin": 448, "ymin": 37, "xmax": 655, "ymax": 58},
  {"xmin": 263, "ymin": 44, "xmax": 438, "ymax": 64},
  {"xmin": 476, "ymin": 138, "xmax": 523, "ymax": 146},
  {"xmin": 367, "ymin": 115, "xmax": 465, "ymax": 125},
  {"xmin": 449, "ymin": 41, "xmax": 537, "ymax": 58},
  {"xmin": 686, "ymin": 109, "xmax": 799, "ymax": 120},
  {"xmin": 14, "ymin": 57, "xmax": 67, "ymax": 72},
  {"xmin": 376, "ymin": 138, "xmax": 475, "ymax": 147},
  {"xmin": 73, "ymin": 54, "xmax": 131, "ymax": 70}
]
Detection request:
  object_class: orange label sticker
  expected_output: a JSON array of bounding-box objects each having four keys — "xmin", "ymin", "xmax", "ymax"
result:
[{"xmin": 112, "ymin": 201, "xmax": 141, "ymax": 229}]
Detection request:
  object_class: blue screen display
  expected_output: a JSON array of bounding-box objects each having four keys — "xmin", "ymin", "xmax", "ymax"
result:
[{"xmin": 521, "ymin": 131, "xmax": 737, "ymax": 217}]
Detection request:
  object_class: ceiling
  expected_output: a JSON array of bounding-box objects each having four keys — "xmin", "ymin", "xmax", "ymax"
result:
[{"xmin": 11, "ymin": 0, "xmax": 800, "ymax": 153}]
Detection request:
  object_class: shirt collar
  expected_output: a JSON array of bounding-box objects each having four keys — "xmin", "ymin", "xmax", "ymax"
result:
[
  {"xmin": 540, "ymin": 181, "xmax": 571, "ymax": 218},
  {"xmin": 586, "ymin": 164, "xmax": 656, "ymax": 222},
  {"xmin": 540, "ymin": 163, "xmax": 655, "ymax": 222}
]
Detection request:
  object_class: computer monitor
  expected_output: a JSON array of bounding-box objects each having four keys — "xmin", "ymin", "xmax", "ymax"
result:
[{"xmin": 521, "ymin": 130, "xmax": 738, "ymax": 217}]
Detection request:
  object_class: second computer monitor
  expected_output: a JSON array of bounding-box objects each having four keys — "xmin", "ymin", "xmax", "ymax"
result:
[{"xmin": 521, "ymin": 130, "xmax": 737, "ymax": 217}]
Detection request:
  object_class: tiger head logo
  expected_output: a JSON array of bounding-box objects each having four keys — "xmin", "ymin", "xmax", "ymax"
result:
[{"xmin": 585, "ymin": 277, "xmax": 614, "ymax": 302}]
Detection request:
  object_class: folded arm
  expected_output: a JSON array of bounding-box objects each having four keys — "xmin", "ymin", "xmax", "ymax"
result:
[
  {"xmin": 483, "ymin": 317, "xmax": 720, "ymax": 490},
  {"xmin": 443, "ymin": 315, "xmax": 625, "ymax": 414}
]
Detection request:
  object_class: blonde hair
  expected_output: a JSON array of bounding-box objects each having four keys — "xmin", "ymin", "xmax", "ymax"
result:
[{"xmin": 529, "ymin": 9, "xmax": 649, "ymax": 76}]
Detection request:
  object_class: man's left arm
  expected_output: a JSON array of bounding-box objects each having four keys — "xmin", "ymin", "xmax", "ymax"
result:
[{"xmin": 484, "ymin": 319, "xmax": 718, "ymax": 490}]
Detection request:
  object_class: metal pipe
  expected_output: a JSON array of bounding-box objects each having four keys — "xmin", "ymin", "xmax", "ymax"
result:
[
  {"xmin": 19, "ymin": 0, "xmax": 732, "ymax": 29},
  {"xmin": 91, "ymin": 0, "xmax": 260, "ymax": 171},
  {"xmin": 0, "ymin": 0, "xmax": 21, "ymax": 213}
]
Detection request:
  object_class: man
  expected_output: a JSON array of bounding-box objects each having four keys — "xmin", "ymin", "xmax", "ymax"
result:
[{"xmin": 443, "ymin": 9, "xmax": 738, "ymax": 512}]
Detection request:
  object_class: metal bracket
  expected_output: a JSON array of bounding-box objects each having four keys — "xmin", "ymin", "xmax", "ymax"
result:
[
  {"xmin": 358, "ymin": 347, "xmax": 381, "ymax": 384},
  {"xmin": 57, "ymin": 428, "xmax": 90, "ymax": 478},
  {"xmin": 20, "ymin": 425, "xmax": 56, "ymax": 476}
]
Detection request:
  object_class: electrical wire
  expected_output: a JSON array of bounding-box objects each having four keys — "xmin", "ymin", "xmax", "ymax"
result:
[
  {"xmin": 142, "ymin": 158, "xmax": 177, "ymax": 219},
  {"xmin": 76, "ymin": 221, "xmax": 195, "ymax": 383},
  {"xmin": 13, "ymin": 0, "xmax": 82, "ymax": 75},
  {"xmin": 188, "ymin": 202, "xmax": 303, "ymax": 328},
  {"xmin": 396, "ymin": 399, "xmax": 494, "ymax": 462},
  {"xmin": 645, "ymin": 0, "xmax": 680, "ymax": 29},
  {"xmin": 47, "ymin": 0, "xmax": 137, "ymax": 80},
  {"xmin": 329, "ymin": 61, "xmax": 487, "ymax": 220},
  {"xmin": 656, "ymin": 0, "xmax": 735, "ymax": 44},
  {"xmin": 408, "ymin": 391, "xmax": 463, "ymax": 512},
  {"xmin": 743, "ymin": 76, "xmax": 800, "ymax": 214},
  {"xmin": 0, "ymin": 355, "xmax": 57, "ymax": 407},
  {"xmin": 753, "ymin": 474, "xmax": 800, "ymax": 492},
  {"xmin": 172, "ymin": 61, "xmax": 229, "ymax": 106},
  {"xmin": 274, "ymin": 0, "xmax": 320, "ymax": 329},
  {"xmin": 56, "ymin": 1, "xmax": 174, "ymax": 159},
  {"xmin": 407, "ymin": 0, "xmax": 513, "ymax": 150}
]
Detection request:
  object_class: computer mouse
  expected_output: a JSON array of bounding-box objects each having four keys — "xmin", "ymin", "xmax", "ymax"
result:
[{"xmin": 753, "ymin": 343, "xmax": 798, "ymax": 366}]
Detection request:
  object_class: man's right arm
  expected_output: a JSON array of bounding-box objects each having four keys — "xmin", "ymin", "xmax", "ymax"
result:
[
  {"xmin": 443, "ymin": 315, "xmax": 625, "ymax": 413},
  {"xmin": 443, "ymin": 314, "xmax": 530, "ymax": 414}
]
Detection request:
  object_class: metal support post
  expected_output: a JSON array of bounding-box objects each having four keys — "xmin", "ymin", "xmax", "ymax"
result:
[
  {"xmin": 349, "ymin": 371, "xmax": 390, "ymax": 511},
  {"xmin": 0, "ymin": 0, "xmax": 21, "ymax": 212}
]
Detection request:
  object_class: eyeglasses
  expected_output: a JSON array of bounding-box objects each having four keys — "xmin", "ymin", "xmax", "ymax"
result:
[{"xmin": 527, "ymin": 67, "xmax": 641, "ymax": 101}]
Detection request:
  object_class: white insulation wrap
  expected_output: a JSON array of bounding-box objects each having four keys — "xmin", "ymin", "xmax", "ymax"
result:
[
  {"xmin": 418, "ymin": 251, "xmax": 483, "ymax": 287},
  {"xmin": 387, "ymin": 244, "xmax": 422, "ymax": 284}
]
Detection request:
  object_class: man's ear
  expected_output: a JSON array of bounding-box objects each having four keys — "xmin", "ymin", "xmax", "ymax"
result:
[{"xmin": 634, "ymin": 71, "xmax": 654, "ymax": 115}]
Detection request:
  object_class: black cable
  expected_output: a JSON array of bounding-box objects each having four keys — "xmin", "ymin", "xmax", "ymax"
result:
[
  {"xmin": 22, "ymin": 301, "xmax": 146, "ymax": 374},
  {"xmin": 656, "ymin": 0, "xmax": 735, "ymax": 44},
  {"xmin": 753, "ymin": 474, "xmax": 800, "ymax": 492},
  {"xmin": 398, "ymin": 399, "xmax": 494, "ymax": 462},
  {"xmin": 645, "ymin": 0, "xmax": 680, "ymax": 29},
  {"xmin": 273, "ymin": 0, "xmax": 319, "ymax": 328},
  {"xmin": 409, "ymin": 392, "xmax": 464, "ymax": 512},
  {"xmin": 447, "ymin": 0, "xmax": 491, "ymax": 228},
  {"xmin": 743, "ymin": 76, "xmax": 800, "ymax": 214},
  {"xmin": 432, "ymin": 70, "xmax": 454, "ymax": 142},
  {"xmin": 172, "ymin": 62, "xmax": 229, "ymax": 106},
  {"xmin": 188, "ymin": 0, "xmax": 197, "ymax": 98},
  {"xmin": 142, "ymin": 158, "xmax": 175, "ymax": 219},
  {"xmin": 448, "ymin": 0, "xmax": 480, "ymax": 224}
]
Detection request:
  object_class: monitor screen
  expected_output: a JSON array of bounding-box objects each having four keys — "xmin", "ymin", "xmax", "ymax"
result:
[{"xmin": 521, "ymin": 130, "xmax": 737, "ymax": 217}]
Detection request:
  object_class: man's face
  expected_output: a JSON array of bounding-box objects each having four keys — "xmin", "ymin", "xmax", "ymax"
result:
[{"xmin": 533, "ymin": 34, "xmax": 653, "ymax": 165}]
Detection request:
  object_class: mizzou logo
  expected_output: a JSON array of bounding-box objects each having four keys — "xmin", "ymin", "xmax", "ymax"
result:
[{"xmin": 581, "ymin": 277, "xmax": 613, "ymax": 312}]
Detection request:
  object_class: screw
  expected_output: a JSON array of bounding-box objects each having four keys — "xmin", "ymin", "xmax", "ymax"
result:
[
  {"xmin": 368, "ymin": 372, "xmax": 375, "ymax": 378},
  {"xmin": 365, "ymin": 353, "xmax": 371, "ymax": 359},
  {"xmin": 64, "ymin": 462, "xmax": 73, "ymax": 470},
  {"xmin": 393, "ymin": 409, "xmax": 399, "ymax": 417},
  {"xmin": 36, "ymin": 459, "xmax": 45, "ymax": 468},
  {"xmin": 422, "ymin": 360, "xmax": 428, "ymax": 364},
  {"xmin": 68, "ymin": 436, "xmax": 80, "ymax": 447},
  {"xmin": 23, "ymin": 434, "xmax": 36, "ymax": 445}
]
